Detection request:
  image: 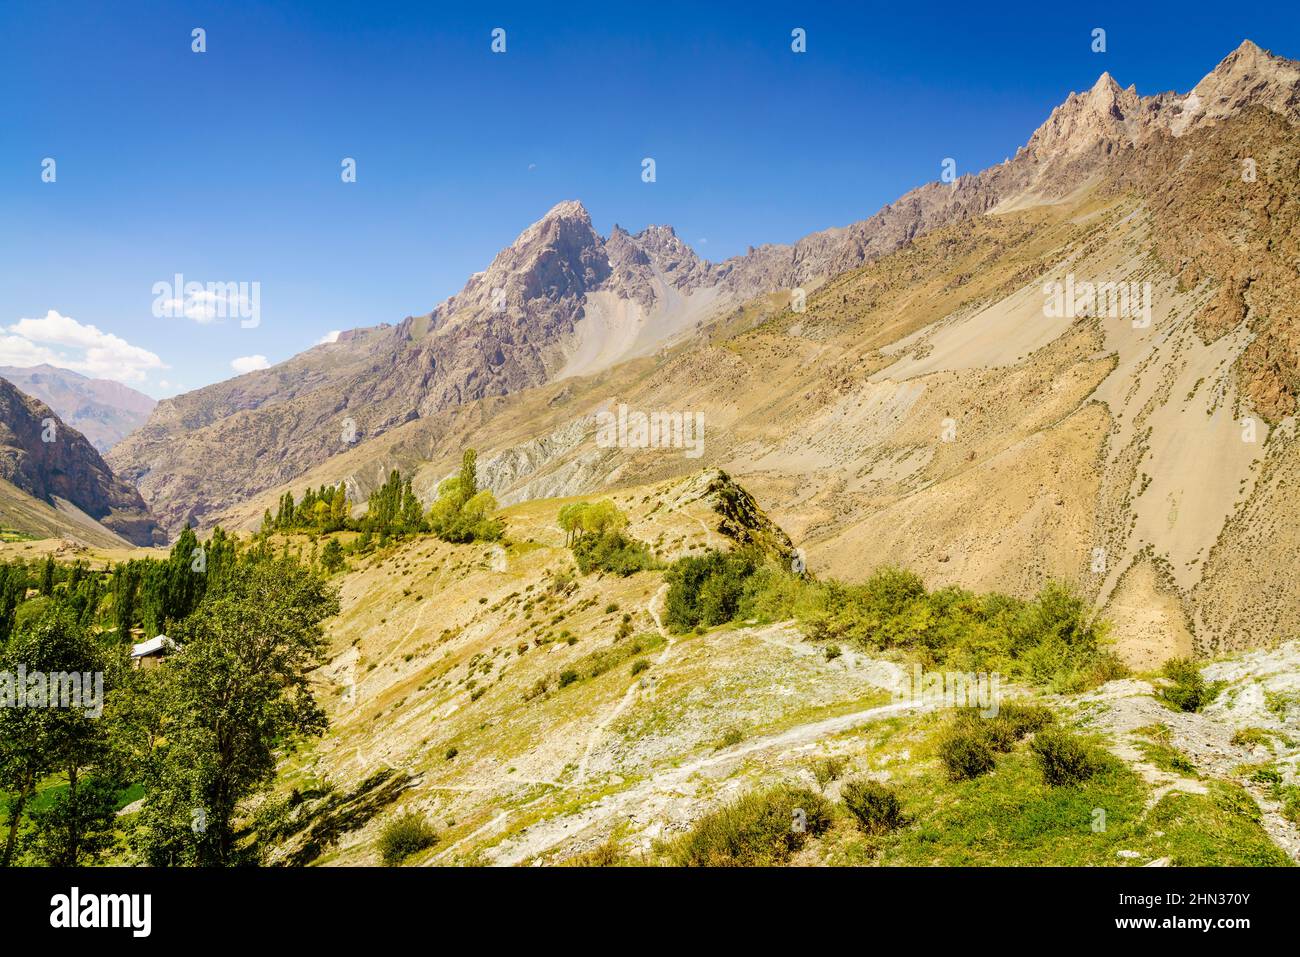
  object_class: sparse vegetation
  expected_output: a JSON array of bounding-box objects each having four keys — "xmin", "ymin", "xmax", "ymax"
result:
[
  {"xmin": 378, "ymin": 811, "xmax": 437, "ymax": 864},
  {"xmin": 715, "ymin": 726, "xmax": 745, "ymax": 750},
  {"xmin": 841, "ymin": 778, "xmax": 905, "ymax": 835},
  {"xmin": 1231, "ymin": 726, "xmax": 1293, "ymax": 749},
  {"xmin": 667, "ymin": 785, "xmax": 831, "ymax": 866},
  {"xmin": 561, "ymin": 836, "xmax": 626, "ymax": 867},
  {"xmin": 1030, "ymin": 729, "xmax": 1107, "ymax": 787},
  {"xmin": 808, "ymin": 755, "xmax": 847, "ymax": 790},
  {"xmin": 1157, "ymin": 658, "xmax": 1222, "ymax": 713}
]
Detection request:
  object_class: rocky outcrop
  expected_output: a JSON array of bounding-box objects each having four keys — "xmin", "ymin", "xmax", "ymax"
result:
[
  {"xmin": 0, "ymin": 378, "xmax": 164, "ymax": 545},
  {"xmin": 0, "ymin": 365, "xmax": 155, "ymax": 453}
]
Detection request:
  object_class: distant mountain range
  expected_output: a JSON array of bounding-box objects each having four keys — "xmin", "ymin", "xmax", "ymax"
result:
[
  {"xmin": 67, "ymin": 40, "xmax": 1300, "ymax": 656},
  {"xmin": 0, "ymin": 377, "xmax": 163, "ymax": 546},
  {"xmin": 0, "ymin": 364, "xmax": 155, "ymax": 453},
  {"xmin": 108, "ymin": 40, "xmax": 1300, "ymax": 540}
]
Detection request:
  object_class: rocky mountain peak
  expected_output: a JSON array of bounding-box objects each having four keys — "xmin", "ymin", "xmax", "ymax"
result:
[
  {"xmin": 1024, "ymin": 71, "xmax": 1145, "ymax": 162},
  {"xmin": 1023, "ymin": 40, "xmax": 1300, "ymax": 166},
  {"xmin": 1181, "ymin": 38, "xmax": 1300, "ymax": 131},
  {"xmin": 539, "ymin": 198, "xmax": 591, "ymax": 223}
]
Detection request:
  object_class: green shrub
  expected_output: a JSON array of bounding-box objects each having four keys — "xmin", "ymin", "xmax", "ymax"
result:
[
  {"xmin": 630, "ymin": 659, "xmax": 650, "ymax": 676},
  {"xmin": 841, "ymin": 778, "xmax": 905, "ymax": 835},
  {"xmin": 938, "ymin": 722, "xmax": 997, "ymax": 781},
  {"xmin": 807, "ymin": 755, "xmax": 847, "ymax": 790},
  {"xmin": 572, "ymin": 531, "xmax": 656, "ymax": 577},
  {"xmin": 669, "ymin": 785, "xmax": 832, "ymax": 865},
  {"xmin": 378, "ymin": 811, "xmax": 438, "ymax": 865},
  {"xmin": 972, "ymin": 702, "xmax": 1056, "ymax": 752},
  {"xmin": 1158, "ymin": 658, "xmax": 1220, "ymax": 713},
  {"xmin": 1031, "ymin": 729, "xmax": 1104, "ymax": 787},
  {"xmin": 667, "ymin": 555, "xmax": 1118, "ymax": 692},
  {"xmin": 558, "ymin": 669, "xmax": 579, "ymax": 688},
  {"xmin": 664, "ymin": 549, "xmax": 760, "ymax": 632},
  {"xmin": 995, "ymin": 702, "xmax": 1055, "ymax": 737},
  {"xmin": 935, "ymin": 706, "xmax": 1050, "ymax": 778},
  {"xmin": 1250, "ymin": 765, "xmax": 1283, "ymax": 786},
  {"xmin": 795, "ymin": 575, "xmax": 1117, "ymax": 692},
  {"xmin": 715, "ymin": 726, "xmax": 745, "ymax": 750}
]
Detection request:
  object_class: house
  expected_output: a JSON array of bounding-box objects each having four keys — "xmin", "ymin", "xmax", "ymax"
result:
[{"xmin": 130, "ymin": 635, "xmax": 179, "ymax": 669}]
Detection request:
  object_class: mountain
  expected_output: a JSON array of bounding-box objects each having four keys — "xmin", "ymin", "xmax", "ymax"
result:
[
  {"xmin": 191, "ymin": 41, "xmax": 1300, "ymax": 665},
  {"xmin": 113, "ymin": 42, "xmax": 1300, "ymax": 538},
  {"xmin": 0, "ymin": 364, "xmax": 155, "ymax": 453},
  {"xmin": 107, "ymin": 202, "xmax": 740, "ymax": 532},
  {"xmin": 0, "ymin": 378, "xmax": 164, "ymax": 546},
  {"xmin": 107, "ymin": 42, "xmax": 1300, "ymax": 660}
]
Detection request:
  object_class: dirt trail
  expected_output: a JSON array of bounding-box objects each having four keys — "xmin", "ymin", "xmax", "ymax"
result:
[
  {"xmin": 576, "ymin": 583, "xmax": 673, "ymax": 784},
  {"xmin": 427, "ymin": 602, "xmax": 928, "ymax": 865},
  {"xmin": 482, "ymin": 695, "xmax": 931, "ymax": 865}
]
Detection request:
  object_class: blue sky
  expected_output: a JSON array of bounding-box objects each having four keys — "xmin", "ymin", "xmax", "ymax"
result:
[{"xmin": 2, "ymin": 0, "xmax": 1297, "ymax": 398}]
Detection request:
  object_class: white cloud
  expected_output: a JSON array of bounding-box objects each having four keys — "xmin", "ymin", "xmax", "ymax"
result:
[
  {"xmin": 318, "ymin": 330, "xmax": 341, "ymax": 344},
  {"xmin": 230, "ymin": 354, "xmax": 270, "ymax": 374},
  {"xmin": 0, "ymin": 310, "xmax": 165, "ymax": 383}
]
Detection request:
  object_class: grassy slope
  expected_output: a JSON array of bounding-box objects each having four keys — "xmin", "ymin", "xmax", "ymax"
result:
[
  {"xmin": 0, "ymin": 478, "xmax": 134, "ymax": 549},
  {"xmin": 262, "ymin": 474, "xmax": 1296, "ymax": 867}
]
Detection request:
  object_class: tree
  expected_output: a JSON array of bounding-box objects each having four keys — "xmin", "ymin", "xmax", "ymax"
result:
[
  {"xmin": 133, "ymin": 559, "xmax": 339, "ymax": 866},
  {"xmin": 459, "ymin": 449, "xmax": 478, "ymax": 500},
  {"xmin": 0, "ymin": 562, "xmax": 26, "ymax": 642},
  {"xmin": 329, "ymin": 485, "xmax": 349, "ymax": 530},
  {"xmin": 580, "ymin": 500, "xmax": 627, "ymax": 537},
  {"xmin": 557, "ymin": 503, "xmax": 584, "ymax": 546},
  {"xmin": 112, "ymin": 561, "xmax": 143, "ymax": 637},
  {"xmin": 0, "ymin": 609, "xmax": 118, "ymax": 866},
  {"xmin": 400, "ymin": 478, "xmax": 426, "ymax": 533},
  {"xmin": 363, "ymin": 471, "xmax": 405, "ymax": 535},
  {"xmin": 427, "ymin": 450, "xmax": 502, "ymax": 543},
  {"xmin": 320, "ymin": 538, "xmax": 345, "ymax": 574},
  {"xmin": 557, "ymin": 500, "xmax": 627, "ymax": 545}
]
